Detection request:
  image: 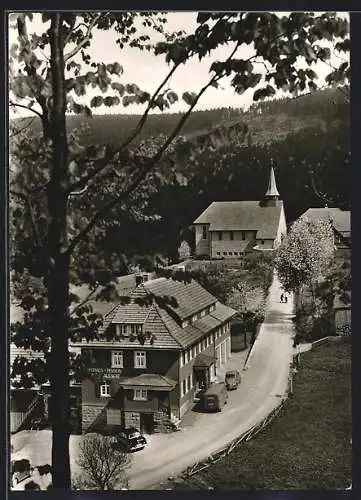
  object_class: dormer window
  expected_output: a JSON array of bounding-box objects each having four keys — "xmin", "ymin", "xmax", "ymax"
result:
[
  {"xmin": 202, "ymin": 225, "xmax": 207, "ymax": 239},
  {"xmin": 116, "ymin": 324, "xmax": 128, "ymax": 336},
  {"xmin": 131, "ymin": 324, "xmax": 143, "ymax": 335}
]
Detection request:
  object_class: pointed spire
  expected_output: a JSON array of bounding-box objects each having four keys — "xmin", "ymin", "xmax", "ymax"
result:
[{"xmin": 265, "ymin": 160, "xmax": 280, "ymax": 200}]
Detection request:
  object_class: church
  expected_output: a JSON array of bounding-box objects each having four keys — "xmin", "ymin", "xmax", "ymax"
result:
[{"xmin": 193, "ymin": 166, "xmax": 287, "ymax": 259}]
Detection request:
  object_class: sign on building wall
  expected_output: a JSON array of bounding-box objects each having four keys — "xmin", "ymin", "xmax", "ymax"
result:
[{"xmin": 87, "ymin": 368, "xmax": 123, "ymax": 380}]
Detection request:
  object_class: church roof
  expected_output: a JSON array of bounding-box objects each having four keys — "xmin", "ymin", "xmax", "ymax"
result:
[
  {"xmin": 265, "ymin": 166, "xmax": 280, "ymax": 198},
  {"xmin": 193, "ymin": 200, "xmax": 284, "ymax": 239}
]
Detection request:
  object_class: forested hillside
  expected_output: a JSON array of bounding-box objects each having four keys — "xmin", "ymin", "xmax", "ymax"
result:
[
  {"xmin": 11, "ymin": 87, "xmax": 350, "ymax": 263},
  {"xmin": 13, "ymin": 87, "xmax": 348, "ymax": 147}
]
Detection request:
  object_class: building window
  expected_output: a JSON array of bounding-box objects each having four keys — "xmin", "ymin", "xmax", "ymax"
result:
[
  {"xmin": 188, "ymin": 375, "xmax": 191, "ymax": 390},
  {"xmin": 100, "ymin": 383, "xmax": 110, "ymax": 397},
  {"xmin": 131, "ymin": 324, "xmax": 143, "ymax": 335},
  {"xmin": 107, "ymin": 408, "xmax": 121, "ymax": 425},
  {"xmin": 111, "ymin": 350, "xmax": 123, "ymax": 368},
  {"xmin": 201, "ymin": 309, "xmax": 206, "ymax": 317},
  {"xmin": 216, "ymin": 252, "xmax": 221, "ymax": 255},
  {"xmin": 134, "ymin": 351, "xmax": 147, "ymax": 368},
  {"xmin": 228, "ymin": 252, "xmax": 232, "ymax": 255},
  {"xmin": 117, "ymin": 324, "xmax": 128, "ymax": 335},
  {"xmin": 241, "ymin": 231, "xmax": 246, "ymax": 240},
  {"xmin": 234, "ymin": 252, "xmax": 238, "ymax": 256},
  {"xmin": 218, "ymin": 232, "xmax": 223, "ymax": 241},
  {"xmin": 188, "ymin": 348, "xmax": 192, "ymax": 361},
  {"xmin": 202, "ymin": 225, "xmax": 207, "ymax": 239},
  {"xmin": 182, "ymin": 351, "xmax": 186, "ymax": 365},
  {"xmin": 223, "ymin": 252, "xmax": 227, "ymax": 256},
  {"xmin": 134, "ymin": 389, "xmax": 147, "ymax": 401},
  {"xmin": 182, "ymin": 379, "xmax": 187, "ymax": 396},
  {"xmin": 198, "ymin": 342, "xmax": 202, "ymax": 353},
  {"xmin": 192, "ymin": 345, "xmax": 196, "ymax": 358},
  {"xmin": 261, "ymin": 240, "xmax": 265, "ymax": 245},
  {"xmin": 182, "ymin": 319, "xmax": 189, "ymax": 328},
  {"xmin": 180, "ymin": 352, "xmax": 183, "ymax": 367},
  {"xmin": 230, "ymin": 231, "xmax": 234, "ymax": 240}
]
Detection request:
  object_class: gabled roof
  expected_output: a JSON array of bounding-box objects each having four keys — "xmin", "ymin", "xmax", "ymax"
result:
[
  {"xmin": 193, "ymin": 201, "xmax": 283, "ymax": 239},
  {"xmin": 142, "ymin": 277, "xmax": 217, "ymax": 321},
  {"xmin": 73, "ymin": 278, "xmax": 237, "ymax": 350},
  {"xmin": 193, "ymin": 352, "xmax": 215, "ymax": 368},
  {"xmin": 119, "ymin": 373, "xmax": 177, "ymax": 390},
  {"xmin": 301, "ymin": 208, "xmax": 350, "ymax": 236}
]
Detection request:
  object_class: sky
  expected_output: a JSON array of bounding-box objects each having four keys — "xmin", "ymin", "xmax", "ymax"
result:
[{"xmin": 9, "ymin": 11, "xmax": 349, "ymax": 117}]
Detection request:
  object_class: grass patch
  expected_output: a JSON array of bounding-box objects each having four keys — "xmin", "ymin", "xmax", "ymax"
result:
[{"xmin": 170, "ymin": 339, "xmax": 352, "ymax": 490}]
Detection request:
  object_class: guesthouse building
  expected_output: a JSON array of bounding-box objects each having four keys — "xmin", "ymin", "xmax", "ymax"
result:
[{"xmin": 71, "ymin": 277, "xmax": 237, "ymax": 434}]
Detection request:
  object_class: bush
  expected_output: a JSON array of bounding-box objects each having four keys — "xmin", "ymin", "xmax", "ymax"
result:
[
  {"xmin": 76, "ymin": 433, "xmax": 131, "ymax": 490},
  {"xmin": 12, "ymin": 459, "xmax": 30, "ymax": 474}
]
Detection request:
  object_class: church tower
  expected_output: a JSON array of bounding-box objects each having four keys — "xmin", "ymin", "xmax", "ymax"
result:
[{"xmin": 264, "ymin": 161, "xmax": 280, "ymax": 206}]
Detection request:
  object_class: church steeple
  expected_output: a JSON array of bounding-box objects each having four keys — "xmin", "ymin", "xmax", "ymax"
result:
[{"xmin": 264, "ymin": 160, "xmax": 280, "ymax": 205}]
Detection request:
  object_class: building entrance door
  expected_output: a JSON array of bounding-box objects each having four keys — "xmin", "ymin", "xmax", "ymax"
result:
[{"xmin": 140, "ymin": 413, "xmax": 154, "ymax": 434}]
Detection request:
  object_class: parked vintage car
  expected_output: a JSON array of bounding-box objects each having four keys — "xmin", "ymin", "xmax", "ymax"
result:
[
  {"xmin": 202, "ymin": 383, "xmax": 228, "ymax": 412},
  {"xmin": 117, "ymin": 427, "xmax": 147, "ymax": 452},
  {"xmin": 225, "ymin": 370, "xmax": 241, "ymax": 390}
]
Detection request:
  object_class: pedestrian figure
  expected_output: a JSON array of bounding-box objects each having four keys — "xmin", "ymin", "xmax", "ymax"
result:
[
  {"xmin": 284, "ymin": 294, "xmax": 288, "ymax": 304},
  {"xmin": 280, "ymin": 293, "xmax": 284, "ymax": 303}
]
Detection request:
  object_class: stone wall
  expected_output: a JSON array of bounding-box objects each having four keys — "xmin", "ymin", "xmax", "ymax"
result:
[
  {"xmin": 124, "ymin": 411, "xmax": 140, "ymax": 430},
  {"xmin": 82, "ymin": 404, "xmax": 105, "ymax": 432}
]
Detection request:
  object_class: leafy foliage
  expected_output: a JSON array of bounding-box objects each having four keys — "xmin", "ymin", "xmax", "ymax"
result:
[
  {"xmin": 275, "ymin": 217, "xmax": 335, "ymax": 294},
  {"xmin": 9, "ymin": 11, "xmax": 350, "ymax": 490}
]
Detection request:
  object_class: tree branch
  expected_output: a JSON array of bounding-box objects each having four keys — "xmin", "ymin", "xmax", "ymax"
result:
[
  {"xmin": 9, "ymin": 117, "xmax": 35, "ymax": 138},
  {"xmin": 309, "ymin": 171, "xmax": 334, "ymax": 207},
  {"xmin": 66, "ymin": 42, "xmax": 241, "ymax": 255},
  {"xmin": 64, "ymin": 13, "xmax": 103, "ymax": 62},
  {"xmin": 10, "ymin": 101, "xmax": 43, "ymax": 119},
  {"xmin": 66, "ymin": 61, "xmax": 182, "ymax": 196},
  {"xmin": 69, "ymin": 285, "xmax": 100, "ymax": 316},
  {"xmin": 66, "ymin": 17, "xmax": 230, "ymax": 196}
]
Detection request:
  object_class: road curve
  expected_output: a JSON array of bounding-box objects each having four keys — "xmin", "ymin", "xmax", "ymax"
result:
[{"xmin": 128, "ymin": 272, "xmax": 295, "ymax": 489}]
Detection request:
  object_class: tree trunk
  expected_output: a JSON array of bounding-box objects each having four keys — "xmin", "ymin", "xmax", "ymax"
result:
[{"xmin": 47, "ymin": 14, "xmax": 71, "ymax": 489}]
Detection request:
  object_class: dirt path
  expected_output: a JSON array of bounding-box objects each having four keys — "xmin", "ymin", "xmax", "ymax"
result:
[{"xmin": 128, "ymin": 272, "xmax": 295, "ymax": 489}]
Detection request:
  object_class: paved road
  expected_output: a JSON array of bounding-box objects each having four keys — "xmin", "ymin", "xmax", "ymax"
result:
[{"xmin": 128, "ymin": 272, "xmax": 295, "ymax": 489}]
